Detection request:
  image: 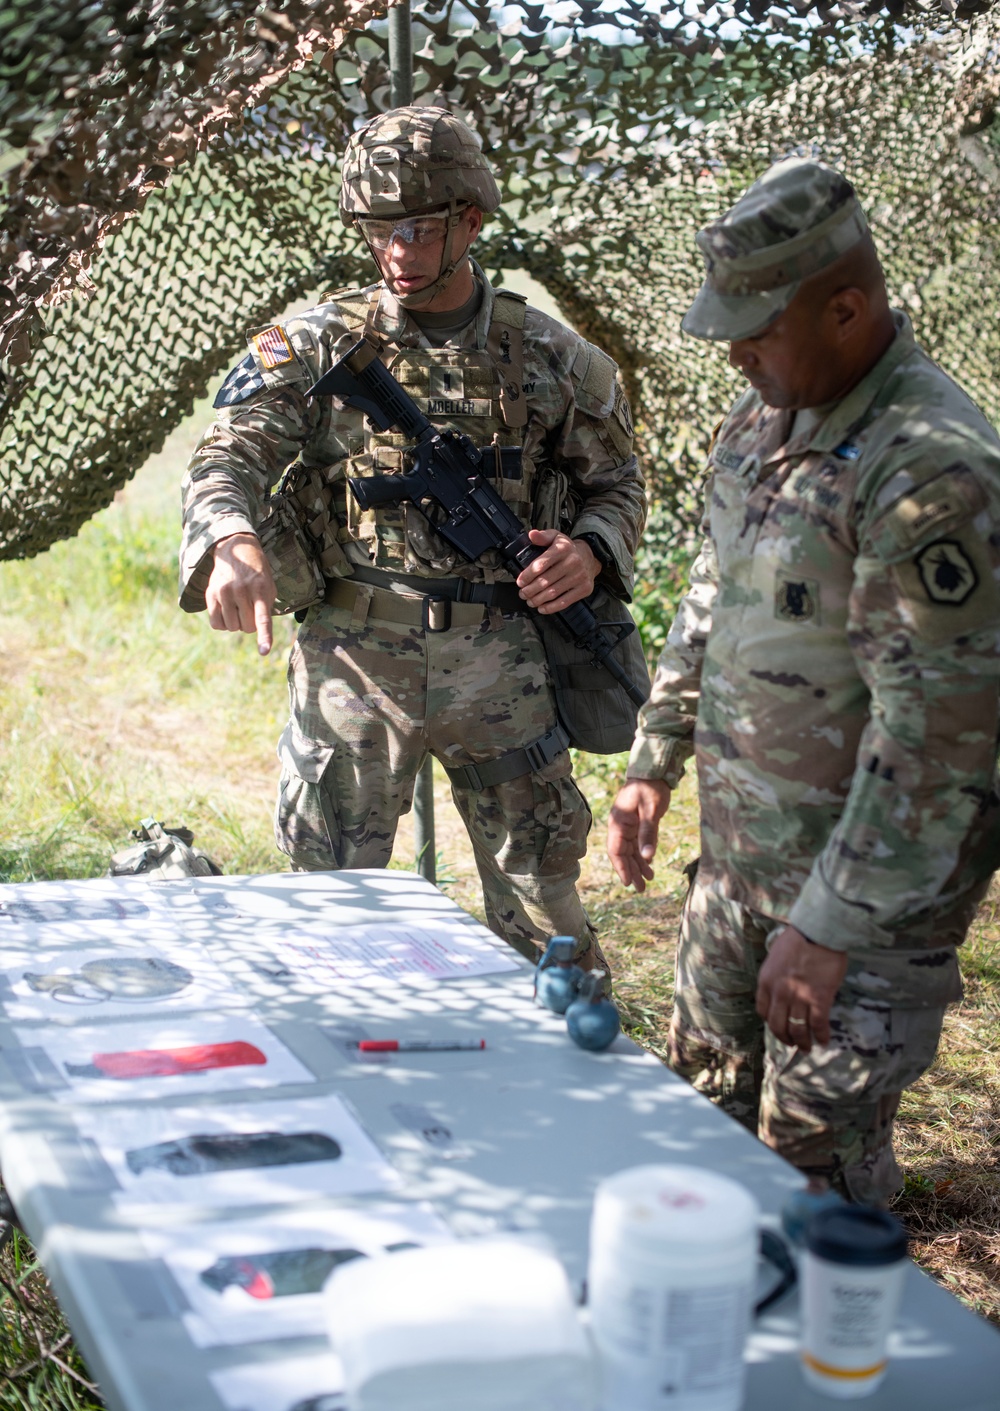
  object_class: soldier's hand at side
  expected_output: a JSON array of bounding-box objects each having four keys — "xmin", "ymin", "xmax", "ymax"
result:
[
  {"xmin": 205, "ymin": 532, "xmax": 276, "ymax": 657},
  {"xmin": 607, "ymin": 780, "xmax": 672, "ymax": 892},
  {"xmin": 516, "ymin": 529, "xmax": 600, "ymax": 612},
  {"xmin": 756, "ymin": 925, "xmax": 848, "ymax": 1052}
]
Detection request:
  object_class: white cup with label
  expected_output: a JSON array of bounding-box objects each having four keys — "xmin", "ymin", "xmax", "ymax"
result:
[
  {"xmin": 588, "ymin": 1164, "xmax": 780, "ymax": 1411},
  {"xmin": 800, "ymin": 1205, "xmax": 909, "ymax": 1398}
]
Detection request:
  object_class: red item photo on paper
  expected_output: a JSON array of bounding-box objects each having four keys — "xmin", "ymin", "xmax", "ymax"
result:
[{"xmin": 66, "ymin": 1040, "xmax": 267, "ymax": 1079}]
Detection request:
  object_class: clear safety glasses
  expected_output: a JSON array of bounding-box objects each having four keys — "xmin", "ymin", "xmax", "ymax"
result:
[{"xmin": 358, "ymin": 211, "xmax": 451, "ymax": 251}]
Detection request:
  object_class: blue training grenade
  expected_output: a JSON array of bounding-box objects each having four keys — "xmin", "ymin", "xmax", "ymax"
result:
[
  {"xmin": 566, "ymin": 970, "xmax": 620, "ymax": 1051},
  {"xmin": 534, "ymin": 936, "xmax": 584, "ymax": 1014}
]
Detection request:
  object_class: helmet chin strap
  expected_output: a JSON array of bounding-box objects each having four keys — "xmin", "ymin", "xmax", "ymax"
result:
[{"xmin": 363, "ymin": 202, "xmax": 472, "ymax": 310}]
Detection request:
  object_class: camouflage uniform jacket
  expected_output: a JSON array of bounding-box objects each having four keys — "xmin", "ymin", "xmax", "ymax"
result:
[
  {"xmin": 179, "ymin": 264, "xmax": 644, "ymax": 609},
  {"xmin": 628, "ymin": 313, "xmax": 1000, "ymax": 953}
]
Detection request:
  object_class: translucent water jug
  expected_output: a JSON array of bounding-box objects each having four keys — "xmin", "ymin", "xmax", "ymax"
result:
[{"xmin": 325, "ymin": 1238, "xmax": 597, "ymax": 1411}]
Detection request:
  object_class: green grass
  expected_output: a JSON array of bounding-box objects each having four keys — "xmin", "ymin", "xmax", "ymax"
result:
[
  {"xmin": 0, "ymin": 501, "xmax": 295, "ymax": 886},
  {"xmin": 0, "ymin": 1229, "xmax": 102, "ymax": 1411},
  {"xmin": 0, "ymin": 411, "xmax": 997, "ymax": 1403}
]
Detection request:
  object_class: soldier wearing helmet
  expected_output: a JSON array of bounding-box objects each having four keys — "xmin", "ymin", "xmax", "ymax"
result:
[
  {"xmin": 339, "ymin": 106, "xmax": 501, "ymax": 307},
  {"xmin": 179, "ymin": 107, "xmax": 645, "ymax": 971},
  {"xmin": 608, "ymin": 157, "xmax": 1000, "ymax": 1203}
]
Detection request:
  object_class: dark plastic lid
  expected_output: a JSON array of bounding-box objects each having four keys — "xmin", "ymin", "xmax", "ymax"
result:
[{"xmin": 805, "ymin": 1206, "xmax": 908, "ymax": 1266}]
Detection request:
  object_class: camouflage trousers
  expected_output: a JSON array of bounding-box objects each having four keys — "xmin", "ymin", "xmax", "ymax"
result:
[
  {"xmin": 669, "ymin": 875, "xmax": 972, "ymax": 1204},
  {"xmin": 273, "ymin": 594, "xmax": 602, "ymax": 968}
]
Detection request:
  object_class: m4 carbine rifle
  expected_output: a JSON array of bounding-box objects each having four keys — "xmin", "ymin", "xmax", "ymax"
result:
[{"xmin": 308, "ymin": 339, "xmax": 646, "ymax": 708}]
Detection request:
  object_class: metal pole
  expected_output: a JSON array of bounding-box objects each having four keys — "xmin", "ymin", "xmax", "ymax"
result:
[
  {"xmin": 388, "ymin": 0, "xmax": 413, "ymax": 107},
  {"xmin": 387, "ymin": 1, "xmax": 434, "ymax": 880},
  {"xmin": 413, "ymin": 755, "xmax": 437, "ymax": 884}
]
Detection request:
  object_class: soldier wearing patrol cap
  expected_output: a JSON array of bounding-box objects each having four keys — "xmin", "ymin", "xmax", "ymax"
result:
[
  {"xmin": 179, "ymin": 107, "xmax": 645, "ymax": 970},
  {"xmin": 608, "ymin": 156, "xmax": 1000, "ymax": 1202}
]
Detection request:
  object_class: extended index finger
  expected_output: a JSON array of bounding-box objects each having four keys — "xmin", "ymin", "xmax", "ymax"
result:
[{"xmin": 254, "ymin": 597, "xmax": 273, "ymax": 657}]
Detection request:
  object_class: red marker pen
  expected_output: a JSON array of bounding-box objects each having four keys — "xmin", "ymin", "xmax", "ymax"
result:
[{"xmin": 356, "ymin": 1039, "xmax": 486, "ymax": 1053}]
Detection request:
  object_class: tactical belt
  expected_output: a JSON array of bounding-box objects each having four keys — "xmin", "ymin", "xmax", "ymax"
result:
[
  {"xmin": 325, "ymin": 564, "xmax": 525, "ymax": 631},
  {"xmin": 443, "ymin": 724, "xmax": 571, "ymax": 791},
  {"xmin": 348, "ymin": 562, "xmax": 524, "ymax": 608}
]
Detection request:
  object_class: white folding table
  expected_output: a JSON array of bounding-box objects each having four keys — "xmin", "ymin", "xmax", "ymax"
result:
[{"xmin": 0, "ymin": 869, "xmax": 995, "ymax": 1411}]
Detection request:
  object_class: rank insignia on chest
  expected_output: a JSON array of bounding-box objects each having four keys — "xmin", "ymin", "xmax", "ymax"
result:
[
  {"xmin": 429, "ymin": 368, "xmax": 465, "ymax": 400},
  {"xmin": 252, "ymin": 326, "xmax": 295, "ymax": 369},
  {"xmin": 775, "ymin": 575, "xmax": 820, "ymax": 623},
  {"xmin": 915, "ymin": 539, "xmax": 978, "ymax": 605}
]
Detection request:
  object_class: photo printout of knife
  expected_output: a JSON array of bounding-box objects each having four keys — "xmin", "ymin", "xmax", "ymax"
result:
[
  {"xmin": 140, "ymin": 1201, "xmax": 452, "ymax": 1346},
  {"xmin": 15, "ymin": 1012, "xmax": 313, "ymax": 1103},
  {"xmin": 73, "ymin": 1093, "xmax": 399, "ymax": 1209}
]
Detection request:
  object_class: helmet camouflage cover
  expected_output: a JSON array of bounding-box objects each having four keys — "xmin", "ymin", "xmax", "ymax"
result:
[{"xmin": 339, "ymin": 105, "xmax": 501, "ymax": 224}]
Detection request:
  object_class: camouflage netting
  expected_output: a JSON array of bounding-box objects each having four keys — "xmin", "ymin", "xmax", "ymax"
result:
[{"xmin": 1, "ymin": 0, "xmax": 999, "ymax": 557}]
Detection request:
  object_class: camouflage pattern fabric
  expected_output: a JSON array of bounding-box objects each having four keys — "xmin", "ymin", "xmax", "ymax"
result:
[
  {"xmin": 629, "ymin": 312, "xmax": 1000, "ymax": 947},
  {"xmin": 277, "ymin": 597, "xmax": 605, "ymax": 969},
  {"xmin": 181, "ymin": 265, "xmax": 643, "ymax": 609},
  {"xmin": 683, "ymin": 157, "xmax": 871, "ymax": 342},
  {"xmin": 629, "ymin": 311, "xmax": 1000, "ymax": 1197},
  {"xmin": 6, "ymin": 8, "xmax": 1000, "ymax": 562},
  {"xmin": 181, "ymin": 266, "xmax": 642, "ymax": 965},
  {"xmin": 339, "ymin": 106, "xmax": 501, "ymax": 223},
  {"xmin": 670, "ymin": 875, "xmax": 981, "ymax": 1204}
]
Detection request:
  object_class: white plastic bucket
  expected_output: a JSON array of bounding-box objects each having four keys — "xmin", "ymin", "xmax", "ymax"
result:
[{"xmin": 588, "ymin": 1164, "xmax": 760, "ymax": 1411}]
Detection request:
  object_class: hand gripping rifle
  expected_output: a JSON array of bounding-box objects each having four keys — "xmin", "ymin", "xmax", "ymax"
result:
[{"xmin": 308, "ymin": 339, "xmax": 647, "ymax": 707}]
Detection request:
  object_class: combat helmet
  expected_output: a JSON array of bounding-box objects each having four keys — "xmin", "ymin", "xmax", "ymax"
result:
[
  {"xmin": 340, "ymin": 106, "xmax": 500, "ymax": 305},
  {"xmin": 340, "ymin": 105, "xmax": 500, "ymax": 223}
]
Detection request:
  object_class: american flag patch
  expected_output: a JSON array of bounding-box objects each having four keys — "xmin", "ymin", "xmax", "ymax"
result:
[{"xmin": 252, "ymin": 325, "xmax": 295, "ymax": 369}]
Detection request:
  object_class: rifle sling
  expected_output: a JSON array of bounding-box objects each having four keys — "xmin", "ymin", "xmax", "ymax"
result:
[{"xmin": 549, "ymin": 662, "xmax": 617, "ymax": 691}]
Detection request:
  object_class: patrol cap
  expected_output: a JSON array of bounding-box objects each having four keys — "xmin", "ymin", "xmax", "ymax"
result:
[{"xmin": 682, "ymin": 158, "xmax": 871, "ymax": 342}]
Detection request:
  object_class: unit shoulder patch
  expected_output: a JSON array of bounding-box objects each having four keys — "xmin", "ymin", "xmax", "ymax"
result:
[
  {"xmin": 213, "ymin": 353, "xmax": 265, "ymax": 409},
  {"xmin": 914, "ymin": 539, "xmax": 978, "ymax": 606},
  {"xmin": 889, "ymin": 526, "xmax": 1000, "ymax": 645}
]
